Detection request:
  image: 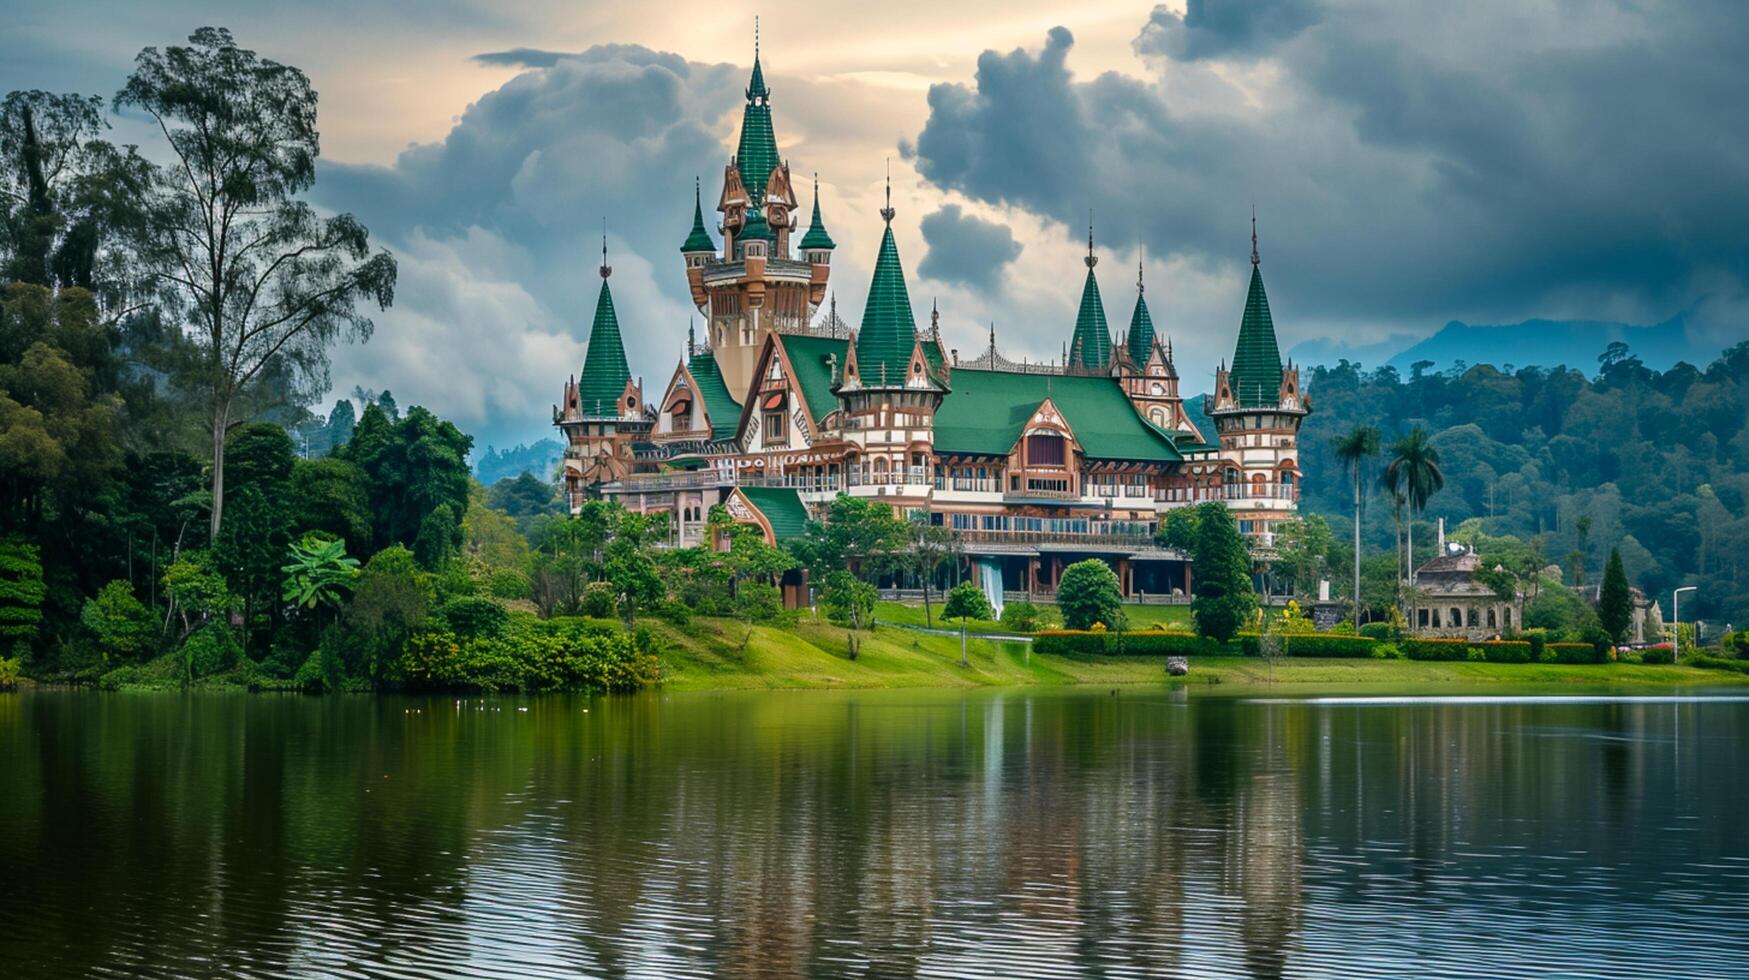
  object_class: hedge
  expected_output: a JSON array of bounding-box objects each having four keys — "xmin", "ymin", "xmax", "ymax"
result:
[
  {"xmin": 1402, "ymin": 638, "xmax": 1472, "ymax": 661},
  {"xmin": 1688, "ymin": 654, "xmax": 1749, "ymax": 675},
  {"xmin": 1638, "ymin": 644, "xmax": 1675, "ymax": 665},
  {"xmin": 1545, "ymin": 642, "xmax": 1607, "ymax": 664},
  {"xmin": 1033, "ymin": 630, "xmax": 1213, "ymax": 656},
  {"xmin": 398, "ymin": 617, "xmax": 661, "ymax": 692},
  {"xmin": 1238, "ymin": 633, "xmax": 1378, "ymax": 658},
  {"xmin": 1358, "ymin": 622, "xmax": 1396, "ymax": 641},
  {"xmin": 1476, "ymin": 640, "xmax": 1533, "ymax": 663}
]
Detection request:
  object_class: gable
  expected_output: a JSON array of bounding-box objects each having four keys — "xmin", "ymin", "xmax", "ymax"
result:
[{"xmin": 934, "ymin": 371, "xmax": 1181, "ymax": 462}]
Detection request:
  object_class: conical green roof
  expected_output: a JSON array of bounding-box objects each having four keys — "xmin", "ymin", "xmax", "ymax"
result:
[
  {"xmin": 1229, "ymin": 264, "xmax": 1284, "ymax": 407},
  {"xmin": 737, "ymin": 54, "xmax": 779, "ymax": 206},
  {"xmin": 798, "ymin": 181, "xmax": 835, "ymax": 251},
  {"xmin": 739, "ymin": 205, "xmax": 774, "ymax": 244},
  {"xmin": 1070, "ymin": 265, "xmax": 1111, "ymax": 370},
  {"xmin": 1126, "ymin": 290, "xmax": 1155, "ymax": 358},
  {"xmin": 577, "ymin": 278, "xmax": 632, "ymax": 414},
  {"xmin": 680, "ymin": 178, "xmax": 715, "ymax": 253},
  {"xmin": 855, "ymin": 224, "xmax": 919, "ymax": 386}
]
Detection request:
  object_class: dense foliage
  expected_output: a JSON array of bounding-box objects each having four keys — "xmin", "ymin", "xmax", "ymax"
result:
[
  {"xmin": 1297, "ymin": 343, "xmax": 1749, "ymax": 624},
  {"xmin": 1056, "ymin": 559, "xmax": 1124, "ymax": 631}
]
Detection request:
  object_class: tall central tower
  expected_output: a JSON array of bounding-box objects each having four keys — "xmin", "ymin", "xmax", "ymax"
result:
[{"xmin": 680, "ymin": 34, "xmax": 833, "ymax": 397}]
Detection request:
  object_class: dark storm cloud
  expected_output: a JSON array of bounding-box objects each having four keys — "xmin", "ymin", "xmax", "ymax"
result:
[
  {"xmin": 909, "ymin": 3, "xmax": 1749, "ymax": 339},
  {"xmin": 1135, "ymin": 0, "xmax": 1321, "ymax": 62},
  {"xmin": 918, "ymin": 204, "xmax": 1023, "ymax": 293}
]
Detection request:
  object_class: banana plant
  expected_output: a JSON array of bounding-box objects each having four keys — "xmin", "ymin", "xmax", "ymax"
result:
[{"xmin": 281, "ymin": 536, "xmax": 361, "ymax": 610}]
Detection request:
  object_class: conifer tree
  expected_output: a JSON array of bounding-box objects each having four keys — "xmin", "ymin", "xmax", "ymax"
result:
[
  {"xmin": 1191, "ymin": 502, "xmax": 1256, "ymax": 645},
  {"xmin": 1598, "ymin": 546, "xmax": 1632, "ymax": 644}
]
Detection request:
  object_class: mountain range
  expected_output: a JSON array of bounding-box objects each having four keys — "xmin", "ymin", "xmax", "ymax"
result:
[{"xmin": 1288, "ymin": 315, "xmax": 1712, "ymax": 374}]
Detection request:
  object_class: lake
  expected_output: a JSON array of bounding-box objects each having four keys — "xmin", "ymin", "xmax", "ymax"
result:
[{"xmin": 2, "ymin": 687, "xmax": 1747, "ymax": 978}]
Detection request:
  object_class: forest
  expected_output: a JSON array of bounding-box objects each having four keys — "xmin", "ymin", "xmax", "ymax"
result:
[{"xmin": 1289, "ymin": 342, "xmax": 1749, "ymax": 627}]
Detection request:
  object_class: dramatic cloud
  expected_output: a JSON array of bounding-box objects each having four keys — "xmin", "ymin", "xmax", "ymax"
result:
[
  {"xmin": 1135, "ymin": 0, "xmax": 1321, "ymax": 62},
  {"xmin": 918, "ymin": 204, "xmax": 1023, "ymax": 293},
  {"xmin": 910, "ymin": 2, "xmax": 1749, "ymax": 358}
]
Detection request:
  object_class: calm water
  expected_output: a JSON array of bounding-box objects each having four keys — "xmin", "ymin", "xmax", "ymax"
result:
[{"xmin": 3, "ymin": 688, "xmax": 1748, "ymax": 979}]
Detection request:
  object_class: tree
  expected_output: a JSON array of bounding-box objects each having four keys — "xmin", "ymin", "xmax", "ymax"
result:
[
  {"xmin": 1598, "ymin": 546, "xmax": 1632, "ymax": 644},
  {"xmin": 343, "ymin": 544, "xmax": 429, "ymax": 685},
  {"xmin": 1190, "ymin": 502, "xmax": 1255, "ymax": 645},
  {"xmin": 80, "ymin": 580, "xmax": 156, "ymax": 662},
  {"xmin": 1271, "ymin": 515, "xmax": 1337, "ymax": 601},
  {"xmin": 0, "ymin": 537, "xmax": 45, "ymax": 651},
  {"xmin": 1057, "ymin": 559, "xmax": 1124, "ymax": 631},
  {"xmin": 1155, "ymin": 507, "xmax": 1202, "ymax": 552},
  {"xmin": 789, "ymin": 494, "xmax": 906, "ymax": 580},
  {"xmin": 1332, "ymin": 424, "xmax": 1380, "ymax": 621},
  {"xmin": 161, "ymin": 549, "xmax": 235, "ymax": 640},
  {"xmin": 323, "ymin": 397, "xmax": 355, "ymax": 451},
  {"xmin": 603, "ymin": 509, "xmax": 666, "ymax": 627},
  {"xmin": 820, "ymin": 570, "xmax": 876, "ymax": 633},
  {"xmin": 1383, "ymin": 426, "xmax": 1445, "ymax": 588},
  {"xmin": 342, "ymin": 404, "xmax": 472, "ymax": 551},
  {"xmin": 412, "ymin": 503, "xmax": 460, "ymax": 571},
  {"xmin": 290, "ymin": 456, "xmax": 371, "ymax": 547},
  {"xmin": 942, "ymin": 579, "xmax": 991, "ymax": 667},
  {"xmin": 488, "ymin": 471, "xmax": 561, "ymax": 530},
  {"xmin": 904, "ymin": 511, "xmax": 957, "ymax": 626},
  {"xmin": 117, "ymin": 28, "xmax": 397, "ymax": 541}
]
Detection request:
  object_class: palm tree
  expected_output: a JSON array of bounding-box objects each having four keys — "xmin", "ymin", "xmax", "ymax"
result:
[
  {"xmin": 1332, "ymin": 425, "xmax": 1380, "ymax": 623},
  {"xmin": 1384, "ymin": 426, "xmax": 1445, "ymax": 592}
]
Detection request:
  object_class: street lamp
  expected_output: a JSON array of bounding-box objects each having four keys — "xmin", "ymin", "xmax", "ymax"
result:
[{"xmin": 1673, "ymin": 586, "xmax": 1698, "ymax": 655}]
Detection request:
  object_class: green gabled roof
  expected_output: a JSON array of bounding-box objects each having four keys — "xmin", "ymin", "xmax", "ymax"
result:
[
  {"xmin": 738, "ymin": 485, "xmax": 808, "ymax": 542},
  {"xmin": 736, "ymin": 55, "xmax": 780, "ymax": 205},
  {"xmin": 933, "ymin": 371, "xmax": 1181, "ymax": 462},
  {"xmin": 687, "ymin": 352, "xmax": 742, "ymax": 441},
  {"xmin": 1230, "ymin": 264, "xmax": 1284, "ymax": 407},
  {"xmin": 739, "ymin": 205, "xmax": 775, "ymax": 243},
  {"xmin": 577, "ymin": 278, "xmax": 631, "ymax": 413},
  {"xmin": 681, "ymin": 178, "xmax": 715, "ymax": 253},
  {"xmin": 798, "ymin": 182, "xmax": 835, "ymax": 251},
  {"xmin": 773, "ymin": 334, "xmax": 848, "ymax": 424},
  {"xmin": 1070, "ymin": 266, "xmax": 1112, "ymax": 370},
  {"xmin": 1126, "ymin": 290, "xmax": 1155, "ymax": 357},
  {"xmin": 855, "ymin": 224, "xmax": 921, "ymax": 386}
]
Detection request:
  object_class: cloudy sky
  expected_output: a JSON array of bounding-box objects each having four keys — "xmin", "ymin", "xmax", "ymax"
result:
[{"xmin": 7, "ymin": 0, "xmax": 1747, "ymax": 450}]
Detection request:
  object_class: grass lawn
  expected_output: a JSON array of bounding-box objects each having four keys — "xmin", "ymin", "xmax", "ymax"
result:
[{"xmin": 647, "ymin": 615, "xmax": 1740, "ymax": 693}]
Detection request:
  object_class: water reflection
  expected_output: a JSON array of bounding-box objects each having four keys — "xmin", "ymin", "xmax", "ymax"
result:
[{"xmin": 1, "ymin": 690, "xmax": 1747, "ymax": 978}]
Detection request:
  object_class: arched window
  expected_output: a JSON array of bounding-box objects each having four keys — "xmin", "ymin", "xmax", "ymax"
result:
[
  {"xmin": 1251, "ymin": 473, "xmax": 1266, "ymax": 497},
  {"xmin": 1487, "ymin": 608, "xmax": 1497, "ymax": 629},
  {"xmin": 1150, "ymin": 407, "xmax": 1167, "ymax": 426},
  {"xmin": 1450, "ymin": 607, "xmax": 1463, "ymax": 628}
]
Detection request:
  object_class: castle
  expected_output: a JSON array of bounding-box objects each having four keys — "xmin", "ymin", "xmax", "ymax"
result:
[{"xmin": 555, "ymin": 41, "xmax": 1308, "ymax": 601}]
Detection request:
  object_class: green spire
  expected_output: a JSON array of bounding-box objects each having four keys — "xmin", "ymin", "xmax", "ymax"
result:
[
  {"xmin": 798, "ymin": 174, "xmax": 836, "ymax": 251},
  {"xmin": 1069, "ymin": 224, "xmax": 1111, "ymax": 370},
  {"xmin": 855, "ymin": 185, "xmax": 919, "ymax": 386},
  {"xmin": 577, "ymin": 243, "xmax": 631, "ymax": 414},
  {"xmin": 1229, "ymin": 214, "xmax": 1283, "ymax": 407},
  {"xmin": 681, "ymin": 177, "xmax": 714, "ymax": 253},
  {"xmin": 736, "ymin": 30, "xmax": 779, "ymax": 206},
  {"xmin": 1126, "ymin": 260, "xmax": 1155, "ymax": 356}
]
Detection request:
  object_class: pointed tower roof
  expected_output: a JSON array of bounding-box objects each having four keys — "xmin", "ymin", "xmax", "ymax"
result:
[
  {"xmin": 1229, "ymin": 211, "xmax": 1284, "ymax": 407},
  {"xmin": 798, "ymin": 174, "xmax": 836, "ymax": 251},
  {"xmin": 736, "ymin": 27, "xmax": 780, "ymax": 206},
  {"xmin": 577, "ymin": 239, "xmax": 632, "ymax": 413},
  {"xmin": 1126, "ymin": 259, "xmax": 1155, "ymax": 356},
  {"xmin": 681, "ymin": 177, "xmax": 715, "ymax": 253},
  {"xmin": 854, "ymin": 178, "xmax": 919, "ymax": 385},
  {"xmin": 1069, "ymin": 221, "xmax": 1111, "ymax": 370}
]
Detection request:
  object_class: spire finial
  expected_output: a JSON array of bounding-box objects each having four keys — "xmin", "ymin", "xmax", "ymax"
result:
[
  {"xmin": 599, "ymin": 220, "xmax": 611, "ymax": 279},
  {"xmin": 880, "ymin": 158, "xmax": 895, "ymax": 224},
  {"xmin": 1084, "ymin": 209, "xmax": 1098, "ymax": 269},
  {"xmin": 1251, "ymin": 204, "xmax": 1259, "ymax": 267},
  {"xmin": 1137, "ymin": 256, "xmax": 1145, "ymax": 296},
  {"xmin": 754, "ymin": 15, "xmax": 759, "ymax": 60},
  {"xmin": 688, "ymin": 317, "xmax": 696, "ymax": 357}
]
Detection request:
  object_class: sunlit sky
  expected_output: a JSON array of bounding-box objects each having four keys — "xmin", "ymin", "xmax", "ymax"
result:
[{"xmin": 8, "ymin": 0, "xmax": 1747, "ymax": 450}]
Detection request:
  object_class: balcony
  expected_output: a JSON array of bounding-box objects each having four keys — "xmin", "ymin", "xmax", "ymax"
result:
[{"xmin": 951, "ymin": 524, "xmax": 1174, "ymax": 554}]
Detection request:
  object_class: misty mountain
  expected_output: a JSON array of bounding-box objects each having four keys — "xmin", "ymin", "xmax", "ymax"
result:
[{"xmin": 1291, "ymin": 315, "xmax": 1711, "ymax": 374}]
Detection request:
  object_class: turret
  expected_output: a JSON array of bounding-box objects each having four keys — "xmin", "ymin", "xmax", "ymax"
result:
[
  {"xmin": 1067, "ymin": 220, "xmax": 1112, "ymax": 375},
  {"xmin": 798, "ymin": 173, "xmax": 835, "ymax": 307}
]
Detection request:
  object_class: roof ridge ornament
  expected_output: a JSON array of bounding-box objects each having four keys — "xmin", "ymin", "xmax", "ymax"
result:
[
  {"xmin": 880, "ymin": 158, "xmax": 895, "ymax": 225},
  {"xmin": 1251, "ymin": 204, "xmax": 1260, "ymax": 267}
]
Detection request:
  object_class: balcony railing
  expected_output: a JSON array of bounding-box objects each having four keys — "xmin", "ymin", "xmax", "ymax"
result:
[
  {"xmin": 847, "ymin": 467, "xmax": 932, "ymax": 487},
  {"xmin": 951, "ymin": 527, "xmax": 1165, "ymax": 550}
]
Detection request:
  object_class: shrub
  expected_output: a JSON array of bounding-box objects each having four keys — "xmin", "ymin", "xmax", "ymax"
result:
[
  {"xmin": 437, "ymin": 596, "xmax": 509, "ymax": 640},
  {"xmin": 1476, "ymin": 640, "xmax": 1533, "ymax": 663},
  {"xmin": 0, "ymin": 655, "xmax": 20, "ymax": 689},
  {"xmin": 1402, "ymin": 638, "xmax": 1471, "ymax": 661},
  {"xmin": 581, "ymin": 582, "xmax": 616, "ymax": 619},
  {"xmin": 1371, "ymin": 643, "xmax": 1402, "ymax": 660},
  {"xmin": 1033, "ymin": 630, "xmax": 1214, "ymax": 657},
  {"xmin": 1638, "ymin": 644, "xmax": 1675, "ymax": 665},
  {"xmin": 1359, "ymin": 622, "xmax": 1396, "ymax": 641},
  {"xmin": 1235, "ymin": 633, "xmax": 1377, "ymax": 658},
  {"xmin": 396, "ymin": 617, "xmax": 661, "ymax": 693},
  {"xmin": 999, "ymin": 601, "xmax": 1049, "ymax": 633},
  {"xmin": 182, "ymin": 622, "xmax": 241, "ymax": 678},
  {"xmin": 731, "ymin": 583, "xmax": 785, "ymax": 625},
  {"xmin": 1688, "ymin": 654, "xmax": 1749, "ymax": 675},
  {"xmin": 1546, "ymin": 642, "xmax": 1606, "ymax": 664},
  {"xmin": 1523, "ymin": 629, "xmax": 1548, "ymax": 661},
  {"xmin": 81, "ymin": 581, "xmax": 158, "ymax": 662},
  {"xmin": 487, "ymin": 568, "xmax": 532, "ymax": 600}
]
